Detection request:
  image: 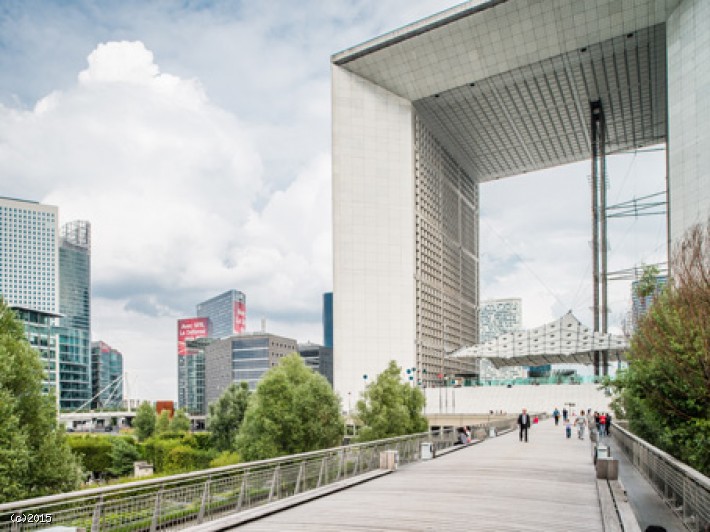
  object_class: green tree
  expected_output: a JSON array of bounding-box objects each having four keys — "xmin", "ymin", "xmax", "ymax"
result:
[
  {"xmin": 133, "ymin": 401, "xmax": 156, "ymax": 441},
  {"xmin": 355, "ymin": 360, "xmax": 428, "ymax": 442},
  {"xmin": 108, "ymin": 438, "xmax": 141, "ymax": 477},
  {"xmin": 155, "ymin": 410, "xmax": 171, "ymax": 436},
  {"xmin": 236, "ymin": 354, "xmax": 343, "ymax": 461},
  {"xmin": 608, "ymin": 221, "xmax": 710, "ymax": 475},
  {"xmin": 170, "ymin": 408, "xmax": 191, "ymax": 433},
  {"xmin": 0, "ymin": 389, "xmax": 30, "ymax": 502},
  {"xmin": 0, "ymin": 300, "xmax": 82, "ymax": 502},
  {"xmin": 635, "ymin": 264, "xmax": 661, "ymax": 298},
  {"xmin": 207, "ymin": 381, "xmax": 251, "ymax": 451}
]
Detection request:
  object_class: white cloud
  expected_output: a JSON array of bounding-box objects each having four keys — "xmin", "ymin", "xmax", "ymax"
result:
[{"xmin": 0, "ymin": 39, "xmax": 333, "ymax": 400}]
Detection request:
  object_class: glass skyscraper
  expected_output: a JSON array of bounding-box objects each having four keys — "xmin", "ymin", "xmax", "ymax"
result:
[
  {"xmin": 196, "ymin": 289, "xmax": 246, "ymax": 338},
  {"xmin": 178, "ymin": 290, "xmax": 247, "ymax": 414},
  {"xmin": 91, "ymin": 341, "xmax": 124, "ymax": 409},
  {"xmin": 58, "ymin": 221, "xmax": 92, "ymax": 410}
]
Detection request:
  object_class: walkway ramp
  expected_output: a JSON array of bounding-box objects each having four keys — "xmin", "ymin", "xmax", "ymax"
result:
[{"xmin": 238, "ymin": 419, "xmax": 603, "ymax": 531}]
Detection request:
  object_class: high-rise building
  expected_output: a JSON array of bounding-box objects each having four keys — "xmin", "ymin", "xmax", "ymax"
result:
[
  {"xmin": 322, "ymin": 292, "xmax": 333, "ymax": 348},
  {"xmin": 205, "ymin": 333, "xmax": 297, "ymax": 403},
  {"xmin": 177, "ymin": 317, "xmax": 209, "ymax": 415},
  {"xmin": 91, "ymin": 341, "xmax": 123, "ymax": 409},
  {"xmin": 58, "ymin": 221, "xmax": 92, "ymax": 410},
  {"xmin": 196, "ymin": 289, "xmax": 246, "ymax": 338},
  {"xmin": 331, "ymin": 0, "xmax": 710, "ymax": 399},
  {"xmin": 298, "ymin": 342, "xmax": 334, "ymax": 387},
  {"xmin": 1, "ymin": 198, "xmax": 94, "ymax": 410},
  {"xmin": 478, "ymin": 299, "xmax": 526, "ymax": 382},
  {"xmin": 479, "ymin": 299, "xmax": 522, "ymax": 343},
  {"xmin": 631, "ymin": 275, "xmax": 668, "ymax": 331},
  {"xmin": 178, "ymin": 290, "xmax": 247, "ymax": 413},
  {"xmin": 0, "ymin": 197, "xmax": 59, "ymax": 313},
  {"xmin": 1, "ymin": 197, "xmax": 60, "ymax": 401}
]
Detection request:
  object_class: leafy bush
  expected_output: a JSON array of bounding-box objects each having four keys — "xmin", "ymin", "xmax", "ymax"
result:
[
  {"xmin": 209, "ymin": 451, "xmax": 241, "ymax": 468},
  {"xmin": 67, "ymin": 435, "xmax": 113, "ymax": 475},
  {"xmin": 108, "ymin": 438, "xmax": 141, "ymax": 477},
  {"xmin": 170, "ymin": 409, "xmax": 191, "ymax": 433},
  {"xmin": 141, "ymin": 434, "xmax": 216, "ymax": 473},
  {"xmin": 191, "ymin": 432, "xmax": 212, "ymax": 450},
  {"xmin": 163, "ymin": 445, "xmax": 214, "ymax": 474}
]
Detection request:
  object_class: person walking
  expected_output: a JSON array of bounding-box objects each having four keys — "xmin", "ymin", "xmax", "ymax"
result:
[
  {"xmin": 553, "ymin": 407, "xmax": 560, "ymax": 426},
  {"xmin": 575, "ymin": 411, "xmax": 588, "ymax": 440},
  {"xmin": 517, "ymin": 408, "xmax": 531, "ymax": 442},
  {"xmin": 565, "ymin": 418, "xmax": 572, "ymax": 439},
  {"xmin": 599, "ymin": 412, "xmax": 607, "ymax": 438},
  {"xmin": 562, "ymin": 408, "xmax": 568, "ymax": 422},
  {"xmin": 606, "ymin": 412, "xmax": 612, "ymax": 436}
]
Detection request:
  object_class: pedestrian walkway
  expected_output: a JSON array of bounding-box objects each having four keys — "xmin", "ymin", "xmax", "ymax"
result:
[{"xmin": 238, "ymin": 419, "xmax": 603, "ymax": 531}]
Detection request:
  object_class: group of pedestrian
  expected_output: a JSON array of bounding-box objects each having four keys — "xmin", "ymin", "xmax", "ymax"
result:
[
  {"xmin": 514, "ymin": 407, "xmax": 613, "ymax": 443},
  {"xmin": 592, "ymin": 411, "xmax": 612, "ymax": 436},
  {"xmin": 551, "ymin": 407, "xmax": 613, "ymax": 440}
]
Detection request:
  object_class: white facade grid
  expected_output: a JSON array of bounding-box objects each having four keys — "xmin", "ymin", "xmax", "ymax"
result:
[{"xmin": 0, "ymin": 197, "xmax": 59, "ymax": 313}]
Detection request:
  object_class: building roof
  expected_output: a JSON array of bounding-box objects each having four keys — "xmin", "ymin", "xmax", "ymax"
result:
[
  {"xmin": 332, "ymin": 0, "xmax": 678, "ymax": 182},
  {"xmin": 450, "ymin": 311, "xmax": 629, "ymax": 368}
]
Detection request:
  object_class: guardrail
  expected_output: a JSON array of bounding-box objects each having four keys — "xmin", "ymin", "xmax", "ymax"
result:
[
  {"xmin": 0, "ymin": 429, "xmax": 457, "ymax": 531},
  {"xmin": 612, "ymin": 424, "xmax": 710, "ymax": 531}
]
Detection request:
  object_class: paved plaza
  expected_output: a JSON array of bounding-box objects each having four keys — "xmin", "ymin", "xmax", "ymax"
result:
[{"xmin": 238, "ymin": 418, "xmax": 603, "ymax": 531}]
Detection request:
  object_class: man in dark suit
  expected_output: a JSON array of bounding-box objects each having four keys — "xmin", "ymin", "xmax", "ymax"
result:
[{"xmin": 517, "ymin": 408, "xmax": 531, "ymax": 442}]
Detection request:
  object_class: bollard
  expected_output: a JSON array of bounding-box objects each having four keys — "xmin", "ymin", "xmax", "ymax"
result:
[
  {"xmin": 380, "ymin": 450, "xmax": 399, "ymax": 470},
  {"xmin": 596, "ymin": 458, "xmax": 619, "ymax": 480},
  {"xmin": 421, "ymin": 442, "xmax": 434, "ymax": 460}
]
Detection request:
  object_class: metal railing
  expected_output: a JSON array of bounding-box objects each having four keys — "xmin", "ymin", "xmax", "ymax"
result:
[
  {"xmin": 612, "ymin": 424, "xmax": 710, "ymax": 531},
  {"xmin": 0, "ymin": 429, "xmax": 457, "ymax": 531}
]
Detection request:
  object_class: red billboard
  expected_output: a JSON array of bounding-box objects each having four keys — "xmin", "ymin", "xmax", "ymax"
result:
[
  {"xmin": 177, "ymin": 317, "xmax": 209, "ymax": 356},
  {"xmin": 233, "ymin": 300, "xmax": 246, "ymax": 334}
]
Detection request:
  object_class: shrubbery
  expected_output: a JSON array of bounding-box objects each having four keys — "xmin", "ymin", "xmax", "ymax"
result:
[{"xmin": 67, "ymin": 435, "xmax": 113, "ymax": 476}]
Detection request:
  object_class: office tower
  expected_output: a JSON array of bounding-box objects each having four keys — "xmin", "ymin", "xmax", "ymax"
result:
[
  {"xmin": 91, "ymin": 341, "xmax": 124, "ymax": 409},
  {"xmin": 0, "ymin": 197, "xmax": 60, "ymax": 400},
  {"xmin": 205, "ymin": 333, "xmax": 297, "ymax": 403},
  {"xmin": 479, "ymin": 299, "xmax": 522, "ymax": 343},
  {"xmin": 57, "ymin": 221, "xmax": 92, "ymax": 410},
  {"xmin": 178, "ymin": 289, "xmax": 247, "ymax": 414},
  {"xmin": 478, "ymin": 299, "xmax": 526, "ymax": 382},
  {"xmin": 298, "ymin": 342, "xmax": 334, "ymax": 386},
  {"xmin": 0, "ymin": 197, "xmax": 59, "ymax": 312},
  {"xmin": 631, "ymin": 275, "xmax": 668, "ymax": 331},
  {"xmin": 196, "ymin": 289, "xmax": 246, "ymax": 338},
  {"xmin": 177, "ymin": 317, "xmax": 209, "ymax": 415},
  {"xmin": 322, "ymin": 292, "xmax": 333, "ymax": 348}
]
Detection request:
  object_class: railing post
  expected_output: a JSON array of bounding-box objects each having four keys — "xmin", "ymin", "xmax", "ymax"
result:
[
  {"xmin": 91, "ymin": 495, "xmax": 104, "ymax": 531},
  {"xmin": 335, "ymin": 450, "xmax": 344, "ymax": 481},
  {"xmin": 150, "ymin": 485, "xmax": 164, "ymax": 532},
  {"xmin": 294, "ymin": 461, "xmax": 305, "ymax": 495},
  {"xmin": 197, "ymin": 478, "xmax": 211, "ymax": 524},
  {"xmin": 268, "ymin": 465, "xmax": 281, "ymax": 503},
  {"xmin": 237, "ymin": 470, "xmax": 249, "ymax": 511},
  {"xmin": 316, "ymin": 456, "xmax": 326, "ymax": 488}
]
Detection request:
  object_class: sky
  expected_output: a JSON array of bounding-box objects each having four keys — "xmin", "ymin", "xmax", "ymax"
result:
[{"xmin": 0, "ymin": 1, "xmax": 667, "ymax": 401}]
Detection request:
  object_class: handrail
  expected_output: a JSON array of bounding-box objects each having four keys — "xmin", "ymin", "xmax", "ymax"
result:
[
  {"xmin": 612, "ymin": 423, "xmax": 709, "ymax": 531},
  {"xmin": 0, "ymin": 430, "xmax": 438, "ymax": 511},
  {"xmin": 0, "ymin": 429, "xmax": 458, "ymax": 531}
]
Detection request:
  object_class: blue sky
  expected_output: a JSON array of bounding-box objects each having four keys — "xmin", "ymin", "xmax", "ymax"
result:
[{"xmin": 0, "ymin": 1, "xmax": 667, "ymax": 399}]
